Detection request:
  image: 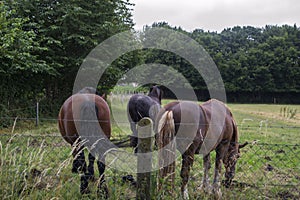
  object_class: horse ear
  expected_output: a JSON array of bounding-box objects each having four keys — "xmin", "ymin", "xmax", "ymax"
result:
[
  {"xmin": 238, "ymin": 142, "xmax": 249, "ymax": 149},
  {"xmin": 149, "ymin": 85, "xmax": 154, "ymax": 92},
  {"xmin": 101, "ymin": 93, "xmax": 106, "ymax": 100},
  {"xmin": 160, "ymin": 87, "xmax": 163, "ymax": 98}
]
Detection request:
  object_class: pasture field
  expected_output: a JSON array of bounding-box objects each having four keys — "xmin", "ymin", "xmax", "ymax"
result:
[{"xmin": 0, "ymin": 98, "xmax": 299, "ymax": 199}]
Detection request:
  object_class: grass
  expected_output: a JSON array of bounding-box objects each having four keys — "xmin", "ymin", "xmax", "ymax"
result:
[{"xmin": 0, "ymin": 97, "xmax": 299, "ymax": 199}]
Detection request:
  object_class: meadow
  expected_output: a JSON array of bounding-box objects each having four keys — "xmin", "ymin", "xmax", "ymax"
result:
[{"xmin": 0, "ymin": 97, "xmax": 299, "ymax": 199}]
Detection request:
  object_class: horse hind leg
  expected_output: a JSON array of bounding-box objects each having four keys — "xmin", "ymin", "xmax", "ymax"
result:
[
  {"xmin": 80, "ymin": 153, "xmax": 96, "ymax": 194},
  {"xmin": 180, "ymin": 149, "xmax": 195, "ymax": 200},
  {"xmin": 72, "ymin": 146, "xmax": 87, "ymax": 174},
  {"xmin": 97, "ymin": 159, "xmax": 108, "ymax": 198},
  {"xmin": 75, "ymin": 151, "xmax": 90, "ymax": 194},
  {"xmin": 86, "ymin": 153, "xmax": 96, "ymax": 180}
]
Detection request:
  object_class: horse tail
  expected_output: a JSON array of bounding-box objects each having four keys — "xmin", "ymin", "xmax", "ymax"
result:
[
  {"xmin": 79, "ymin": 101, "xmax": 101, "ymax": 155},
  {"xmin": 80, "ymin": 101, "xmax": 99, "ymax": 131},
  {"xmin": 157, "ymin": 110, "xmax": 176, "ymax": 193}
]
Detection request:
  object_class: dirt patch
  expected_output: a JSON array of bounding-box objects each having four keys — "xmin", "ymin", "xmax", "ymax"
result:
[
  {"xmin": 222, "ymin": 180, "xmax": 259, "ymax": 190},
  {"xmin": 277, "ymin": 190, "xmax": 300, "ymax": 200}
]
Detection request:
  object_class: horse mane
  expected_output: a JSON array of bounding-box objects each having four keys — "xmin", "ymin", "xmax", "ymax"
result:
[
  {"xmin": 224, "ymin": 116, "xmax": 239, "ymax": 167},
  {"xmin": 231, "ymin": 116, "xmax": 239, "ymax": 145}
]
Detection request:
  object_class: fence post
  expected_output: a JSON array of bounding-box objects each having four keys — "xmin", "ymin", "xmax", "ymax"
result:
[
  {"xmin": 136, "ymin": 117, "xmax": 153, "ymax": 200},
  {"xmin": 36, "ymin": 101, "xmax": 39, "ymax": 127}
]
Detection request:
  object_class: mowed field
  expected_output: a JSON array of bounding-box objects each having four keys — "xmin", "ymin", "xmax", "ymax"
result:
[{"xmin": 0, "ymin": 98, "xmax": 299, "ymax": 199}]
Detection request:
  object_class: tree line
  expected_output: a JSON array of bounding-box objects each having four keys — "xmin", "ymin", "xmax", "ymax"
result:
[
  {"xmin": 1, "ymin": 1, "xmax": 300, "ymax": 119},
  {"xmin": 0, "ymin": 0, "xmax": 135, "ymax": 116},
  {"xmin": 140, "ymin": 22, "xmax": 300, "ymax": 103}
]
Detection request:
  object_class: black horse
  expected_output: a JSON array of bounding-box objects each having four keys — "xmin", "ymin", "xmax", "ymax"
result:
[{"xmin": 127, "ymin": 85, "xmax": 163, "ymax": 147}]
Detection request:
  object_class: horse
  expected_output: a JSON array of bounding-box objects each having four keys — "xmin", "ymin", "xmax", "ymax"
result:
[
  {"xmin": 156, "ymin": 99, "xmax": 248, "ymax": 199},
  {"xmin": 58, "ymin": 87, "xmax": 111, "ymax": 196},
  {"xmin": 127, "ymin": 85, "xmax": 163, "ymax": 147}
]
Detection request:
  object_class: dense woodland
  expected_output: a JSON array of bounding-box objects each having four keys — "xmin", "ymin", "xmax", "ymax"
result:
[{"xmin": 1, "ymin": 1, "xmax": 300, "ymax": 119}]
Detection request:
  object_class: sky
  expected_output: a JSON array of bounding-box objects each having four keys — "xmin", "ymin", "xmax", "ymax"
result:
[{"xmin": 131, "ymin": 0, "xmax": 300, "ymax": 32}]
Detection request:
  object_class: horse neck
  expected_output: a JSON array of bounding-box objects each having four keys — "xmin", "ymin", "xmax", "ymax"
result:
[
  {"xmin": 148, "ymin": 87, "xmax": 161, "ymax": 102},
  {"xmin": 148, "ymin": 95, "xmax": 161, "ymax": 104},
  {"xmin": 230, "ymin": 118, "xmax": 239, "ymax": 147}
]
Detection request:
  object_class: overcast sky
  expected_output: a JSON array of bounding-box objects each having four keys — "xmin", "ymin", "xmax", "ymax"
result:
[{"xmin": 131, "ymin": 0, "xmax": 300, "ymax": 32}]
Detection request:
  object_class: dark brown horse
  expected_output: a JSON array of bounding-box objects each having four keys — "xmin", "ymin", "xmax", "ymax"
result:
[
  {"xmin": 58, "ymin": 87, "xmax": 111, "ymax": 196},
  {"xmin": 156, "ymin": 99, "xmax": 247, "ymax": 199},
  {"xmin": 127, "ymin": 85, "xmax": 163, "ymax": 147}
]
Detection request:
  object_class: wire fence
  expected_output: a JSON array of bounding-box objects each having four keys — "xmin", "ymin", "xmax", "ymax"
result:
[
  {"xmin": 0, "ymin": 97, "xmax": 300, "ymax": 199},
  {"xmin": 0, "ymin": 132, "xmax": 299, "ymax": 199},
  {"xmin": 231, "ymin": 143, "xmax": 300, "ymax": 199}
]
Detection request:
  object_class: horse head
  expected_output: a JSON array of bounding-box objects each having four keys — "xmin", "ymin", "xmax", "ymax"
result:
[
  {"xmin": 224, "ymin": 141, "xmax": 248, "ymax": 187},
  {"xmin": 148, "ymin": 85, "xmax": 163, "ymax": 104}
]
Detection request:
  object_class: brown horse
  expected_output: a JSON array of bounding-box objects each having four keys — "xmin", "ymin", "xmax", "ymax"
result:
[
  {"xmin": 58, "ymin": 87, "xmax": 111, "ymax": 196},
  {"xmin": 156, "ymin": 99, "xmax": 247, "ymax": 199}
]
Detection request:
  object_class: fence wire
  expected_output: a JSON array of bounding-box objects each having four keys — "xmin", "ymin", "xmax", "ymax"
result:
[{"xmin": 0, "ymin": 133, "xmax": 299, "ymax": 199}]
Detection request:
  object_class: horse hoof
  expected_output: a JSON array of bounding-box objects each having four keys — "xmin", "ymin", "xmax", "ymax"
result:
[
  {"xmin": 129, "ymin": 136, "xmax": 138, "ymax": 147},
  {"xmin": 122, "ymin": 175, "xmax": 137, "ymax": 187},
  {"xmin": 85, "ymin": 173, "xmax": 96, "ymax": 182},
  {"xmin": 182, "ymin": 189, "xmax": 189, "ymax": 200},
  {"xmin": 197, "ymin": 184, "xmax": 212, "ymax": 194},
  {"xmin": 72, "ymin": 165, "xmax": 86, "ymax": 174},
  {"xmin": 97, "ymin": 185, "xmax": 109, "ymax": 199},
  {"xmin": 212, "ymin": 187, "xmax": 222, "ymax": 200},
  {"xmin": 80, "ymin": 187, "xmax": 90, "ymax": 194},
  {"xmin": 72, "ymin": 167, "xmax": 79, "ymax": 173}
]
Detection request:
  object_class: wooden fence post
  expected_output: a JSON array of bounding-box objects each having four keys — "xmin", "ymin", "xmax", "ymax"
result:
[
  {"xmin": 136, "ymin": 117, "xmax": 153, "ymax": 200},
  {"xmin": 36, "ymin": 101, "xmax": 39, "ymax": 127}
]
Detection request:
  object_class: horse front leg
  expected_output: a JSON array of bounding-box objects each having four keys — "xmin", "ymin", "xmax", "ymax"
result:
[
  {"xmin": 129, "ymin": 121, "xmax": 138, "ymax": 148},
  {"xmin": 180, "ymin": 149, "xmax": 195, "ymax": 200},
  {"xmin": 199, "ymin": 153, "xmax": 211, "ymax": 193}
]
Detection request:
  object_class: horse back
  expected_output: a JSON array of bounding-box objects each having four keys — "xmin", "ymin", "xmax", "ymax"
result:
[
  {"xmin": 201, "ymin": 99, "xmax": 236, "ymax": 146},
  {"xmin": 157, "ymin": 101, "xmax": 206, "ymax": 154}
]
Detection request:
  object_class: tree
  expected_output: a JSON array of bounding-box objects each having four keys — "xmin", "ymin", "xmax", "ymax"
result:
[
  {"xmin": 141, "ymin": 23, "xmax": 300, "ymax": 99},
  {"xmin": 0, "ymin": 2, "xmax": 49, "ymax": 107},
  {"xmin": 3, "ymin": 0, "xmax": 136, "ymax": 110}
]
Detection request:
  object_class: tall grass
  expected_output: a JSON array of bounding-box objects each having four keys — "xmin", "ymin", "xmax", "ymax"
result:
[{"xmin": 0, "ymin": 99, "xmax": 299, "ymax": 199}]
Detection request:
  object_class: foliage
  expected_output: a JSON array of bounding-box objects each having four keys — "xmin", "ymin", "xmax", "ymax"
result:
[
  {"xmin": 0, "ymin": 2, "xmax": 49, "ymax": 108},
  {"xmin": 1, "ymin": 1, "xmax": 300, "ymax": 113},
  {"xmin": 1, "ymin": 0, "xmax": 135, "ymax": 113},
  {"xmin": 144, "ymin": 23, "xmax": 300, "ymax": 93}
]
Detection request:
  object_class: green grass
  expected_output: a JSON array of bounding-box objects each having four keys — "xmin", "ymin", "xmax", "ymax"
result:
[{"xmin": 0, "ymin": 99, "xmax": 299, "ymax": 199}]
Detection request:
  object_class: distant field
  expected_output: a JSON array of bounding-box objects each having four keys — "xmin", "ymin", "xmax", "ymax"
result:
[{"xmin": 0, "ymin": 98, "xmax": 299, "ymax": 199}]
